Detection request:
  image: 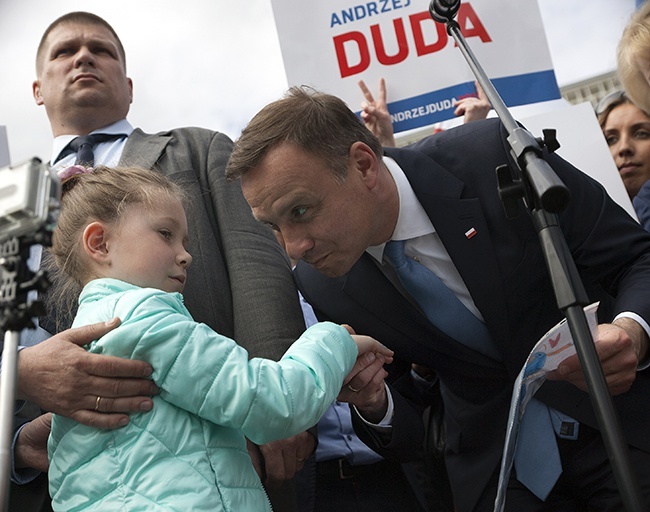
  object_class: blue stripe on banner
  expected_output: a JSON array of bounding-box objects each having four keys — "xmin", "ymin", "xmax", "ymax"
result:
[{"xmin": 359, "ymin": 69, "xmax": 561, "ymax": 133}]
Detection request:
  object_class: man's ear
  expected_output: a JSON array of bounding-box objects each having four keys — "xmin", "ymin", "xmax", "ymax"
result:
[
  {"xmin": 82, "ymin": 222, "xmax": 110, "ymax": 264},
  {"xmin": 33, "ymin": 80, "xmax": 44, "ymax": 106},
  {"xmin": 349, "ymin": 141, "xmax": 379, "ymax": 188}
]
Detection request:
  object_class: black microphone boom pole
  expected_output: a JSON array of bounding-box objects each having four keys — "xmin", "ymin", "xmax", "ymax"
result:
[{"xmin": 427, "ymin": 1, "xmax": 645, "ymax": 511}]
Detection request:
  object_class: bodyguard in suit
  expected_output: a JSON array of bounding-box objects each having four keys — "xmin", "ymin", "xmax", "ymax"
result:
[
  {"xmin": 12, "ymin": 11, "xmax": 309, "ymax": 511},
  {"xmin": 226, "ymin": 86, "xmax": 650, "ymax": 512}
]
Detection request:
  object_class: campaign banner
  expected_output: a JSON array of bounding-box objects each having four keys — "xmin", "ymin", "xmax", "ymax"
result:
[{"xmin": 270, "ymin": 0, "xmax": 561, "ymax": 133}]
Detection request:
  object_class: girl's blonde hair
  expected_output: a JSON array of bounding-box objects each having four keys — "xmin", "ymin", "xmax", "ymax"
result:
[{"xmin": 47, "ymin": 166, "xmax": 185, "ymax": 328}]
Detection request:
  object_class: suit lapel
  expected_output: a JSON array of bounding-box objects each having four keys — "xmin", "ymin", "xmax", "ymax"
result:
[
  {"xmin": 119, "ymin": 128, "xmax": 172, "ymax": 169},
  {"xmin": 385, "ymin": 147, "xmax": 511, "ymax": 352}
]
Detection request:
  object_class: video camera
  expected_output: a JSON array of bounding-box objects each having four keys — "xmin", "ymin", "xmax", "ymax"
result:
[
  {"xmin": 0, "ymin": 158, "xmax": 60, "ymax": 316},
  {"xmin": 0, "ymin": 158, "xmax": 60, "ymax": 509},
  {"xmin": 0, "ymin": 158, "xmax": 60, "ymax": 243}
]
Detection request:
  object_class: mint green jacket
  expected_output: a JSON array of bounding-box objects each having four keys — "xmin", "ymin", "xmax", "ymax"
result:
[{"xmin": 48, "ymin": 279, "xmax": 357, "ymax": 511}]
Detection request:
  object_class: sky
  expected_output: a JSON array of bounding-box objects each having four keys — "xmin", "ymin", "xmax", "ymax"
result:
[{"xmin": 0, "ymin": 0, "xmax": 638, "ymax": 165}]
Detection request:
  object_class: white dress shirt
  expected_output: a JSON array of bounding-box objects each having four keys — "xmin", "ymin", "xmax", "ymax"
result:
[{"xmin": 50, "ymin": 119, "xmax": 133, "ymax": 172}]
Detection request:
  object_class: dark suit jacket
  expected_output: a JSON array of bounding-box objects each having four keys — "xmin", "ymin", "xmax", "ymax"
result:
[{"xmin": 294, "ymin": 118, "xmax": 650, "ymax": 512}]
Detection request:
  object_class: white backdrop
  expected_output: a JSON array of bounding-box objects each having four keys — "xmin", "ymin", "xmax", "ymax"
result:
[
  {"xmin": 0, "ymin": 0, "xmax": 637, "ymax": 165},
  {"xmin": 271, "ymin": 0, "xmax": 561, "ymax": 132}
]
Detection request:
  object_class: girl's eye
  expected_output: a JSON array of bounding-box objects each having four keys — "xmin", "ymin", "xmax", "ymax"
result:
[{"xmin": 159, "ymin": 229, "xmax": 172, "ymax": 240}]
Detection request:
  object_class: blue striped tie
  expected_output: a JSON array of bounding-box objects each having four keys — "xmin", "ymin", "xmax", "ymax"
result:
[
  {"xmin": 514, "ymin": 398, "xmax": 563, "ymax": 500},
  {"xmin": 384, "ymin": 239, "xmax": 497, "ymax": 359},
  {"xmin": 385, "ymin": 239, "xmax": 562, "ymax": 499}
]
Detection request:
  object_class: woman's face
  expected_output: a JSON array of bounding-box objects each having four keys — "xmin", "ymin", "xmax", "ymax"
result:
[{"xmin": 602, "ymin": 102, "xmax": 650, "ymax": 198}]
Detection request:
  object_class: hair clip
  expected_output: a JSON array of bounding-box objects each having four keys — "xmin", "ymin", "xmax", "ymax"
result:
[{"xmin": 58, "ymin": 165, "xmax": 93, "ymax": 181}]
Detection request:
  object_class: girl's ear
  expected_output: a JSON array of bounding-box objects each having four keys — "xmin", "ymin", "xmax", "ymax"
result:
[{"xmin": 82, "ymin": 222, "xmax": 110, "ymax": 264}]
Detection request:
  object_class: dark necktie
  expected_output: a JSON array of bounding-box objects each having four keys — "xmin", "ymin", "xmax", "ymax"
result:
[{"xmin": 55, "ymin": 133, "xmax": 124, "ymax": 166}]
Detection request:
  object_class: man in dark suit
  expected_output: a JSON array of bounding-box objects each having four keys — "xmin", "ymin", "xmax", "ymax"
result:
[
  {"xmin": 11, "ymin": 11, "xmax": 309, "ymax": 511},
  {"xmin": 226, "ymin": 86, "xmax": 650, "ymax": 512}
]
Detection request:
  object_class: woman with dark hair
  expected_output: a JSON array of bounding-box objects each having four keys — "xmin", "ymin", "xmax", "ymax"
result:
[{"xmin": 597, "ymin": 90, "xmax": 650, "ymax": 231}]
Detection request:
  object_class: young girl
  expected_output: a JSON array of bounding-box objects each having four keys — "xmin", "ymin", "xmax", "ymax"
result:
[{"xmin": 47, "ymin": 165, "xmax": 392, "ymax": 511}]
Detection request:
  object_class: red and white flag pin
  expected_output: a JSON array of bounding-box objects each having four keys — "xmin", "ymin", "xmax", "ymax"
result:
[{"xmin": 465, "ymin": 227, "xmax": 477, "ymax": 239}]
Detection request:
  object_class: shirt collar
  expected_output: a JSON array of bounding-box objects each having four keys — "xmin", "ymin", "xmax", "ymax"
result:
[
  {"xmin": 51, "ymin": 119, "xmax": 134, "ymax": 164},
  {"xmin": 367, "ymin": 156, "xmax": 435, "ymax": 263}
]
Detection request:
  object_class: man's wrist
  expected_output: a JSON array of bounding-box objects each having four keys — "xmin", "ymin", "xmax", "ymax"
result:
[
  {"xmin": 11, "ymin": 423, "xmax": 41, "ymax": 484},
  {"xmin": 613, "ymin": 315, "xmax": 650, "ymax": 370},
  {"xmin": 353, "ymin": 382, "xmax": 394, "ymax": 426}
]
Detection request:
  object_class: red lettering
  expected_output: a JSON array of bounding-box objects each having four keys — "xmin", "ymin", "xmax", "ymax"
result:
[
  {"xmin": 333, "ymin": 31, "xmax": 371, "ymax": 78},
  {"xmin": 370, "ymin": 18, "xmax": 409, "ymax": 66},
  {"xmin": 457, "ymin": 3, "xmax": 492, "ymax": 42},
  {"xmin": 332, "ymin": 2, "xmax": 492, "ymax": 78},
  {"xmin": 410, "ymin": 11, "xmax": 448, "ymax": 56}
]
